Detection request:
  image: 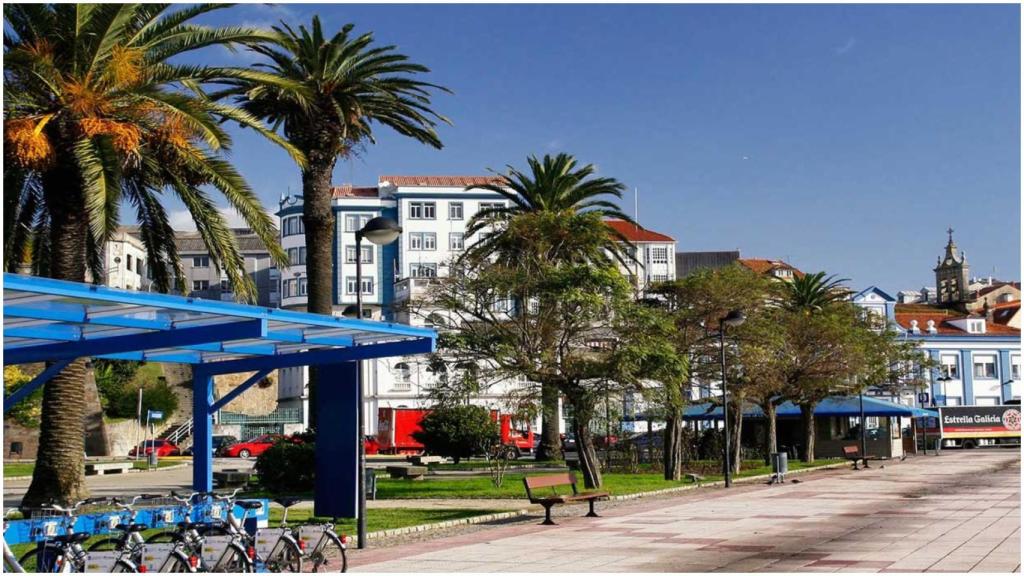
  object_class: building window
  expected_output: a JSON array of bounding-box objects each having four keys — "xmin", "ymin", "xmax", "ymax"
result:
[
  {"xmin": 479, "ymin": 202, "xmax": 505, "ymax": 212},
  {"xmin": 410, "ymin": 263, "xmax": 437, "ymax": 278},
  {"xmin": 1012, "ymin": 356, "xmax": 1021, "ymax": 381},
  {"xmin": 282, "ymin": 216, "xmax": 304, "ymax": 237},
  {"xmin": 973, "ymin": 355, "xmax": 997, "ymax": 379},
  {"xmin": 409, "ymin": 202, "xmax": 436, "ymax": 220},
  {"xmin": 299, "ymin": 278, "xmax": 307, "ymax": 296},
  {"xmin": 449, "ymin": 233, "xmax": 465, "ymax": 251},
  {"xmin": 287, "ymin": 247, "xmax": 306, "ymax": 266},
  {"xmin": 220, "ymin": 280, "xmax": 230, "ymax": 291},
  {"xmin": 940, "ymin": 355, "xmax": 960, "ymax": 380},
  {"xmin": 649, "ymin": 274, "xmax": 669, "ymax": 283},
  {"xmin": 192, "ymin": 280, "xmax": 209, "ymax": 291},
  {"xmin": 125, "ymin": 255, "xmax": 133, "ymax": 271},
  {"xmin": 345, "ymin": 246, "xmax": 373, "ymax": 264},
  {"xmin": 975, "ymin": 397, "xmax": 1000, "ymax": 406},
  {"xmin": 345, "ymin": 276, "xmax": 374, "ymax": 295},
  {"xmin": 393, "ymin": 362, "xmax": 412, "ymax": 389},
  {"xmin": 449, "ymin": 202, "xmax": 464, "ymax": 220},
  {"xmin": 409, "ymin": 232, "xmax": 436, "ymax": 251},
  {"xmin": 192, "ymin": 256, "xmax": 210, "ymax": 268},
  {"xmin": 650, "ymin": 247, "xmax": 668, "ymax": 264},
  {"xmin": 945, "ymin": 396, "xmax": 962, "ymax": 406},
  {"xmin": 344, "ymin": 214, "xmax": 372, "ymax": 232}
]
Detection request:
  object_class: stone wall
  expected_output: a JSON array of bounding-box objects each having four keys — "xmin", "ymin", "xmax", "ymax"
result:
[
  {"xmin": 106, "ymin": 418, "xmax": 143, "ymax": 457},
  {"xmin": 3, "ymin": 421, "xmax": 39, "ymax": 460},
  {"xmin": 214, "ymin": 372, "xmax": 279, "ymax": 415}
]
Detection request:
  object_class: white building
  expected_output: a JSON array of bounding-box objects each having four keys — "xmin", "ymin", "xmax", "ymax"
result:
[
  {"xmin": 94, "ymin": 228, "xmax": 152, "ymax": 291},
  {"xmin": 275, "ymin": 175, "xmax": 678, "ymax": 433}
]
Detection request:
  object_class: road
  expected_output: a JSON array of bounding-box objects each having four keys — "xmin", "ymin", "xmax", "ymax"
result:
[{"xmin": 349, "ymin": 450, "xmax": 1021, "ymax": 573}]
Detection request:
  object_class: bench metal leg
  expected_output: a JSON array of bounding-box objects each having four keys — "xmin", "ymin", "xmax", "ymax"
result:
[
  {"xmin": 541, "ymin": 504, "xmax": 556, "ymax": 525},
  {"xmin": 585, "ymin": 499, "xmax": 599, "ymax": 518}
]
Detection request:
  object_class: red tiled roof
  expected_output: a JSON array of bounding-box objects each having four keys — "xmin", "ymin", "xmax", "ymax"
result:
[
  {"xmin": 893, "ymin": 304, "xmax": 1020, "ymax": 336},
  {"xmin": 991, "ymin": 303, "xmax": 1020, "ymax": 326},
  {"xmin": 737, "ymin": 258, "xmax": 805, "ymax": 278},
  {"xmin": 972, "ymin": 282, "xmax": 1022, "ymax": 298},
  {"xmin": 331, "ymin": 185, "xmax": 379, "ymax": 199},
  {"xmin": 379, "ymin": 175, "xmax": 505, "ymax": 188},
  {"xmin": 604, "ymin": 219, "xmax": 674, "ymax": 242}
]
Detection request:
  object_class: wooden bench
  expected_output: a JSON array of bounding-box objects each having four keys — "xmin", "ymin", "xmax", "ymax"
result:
[
  {"xmin": 213, "ymin": 469, "xmax": 252, "ymax": 488},
  {"xmin": 386, "ymin": 465, "xmax": 427, "ymax": 480},
  {"xmin": 523, "ymin": 472, "xmax": 609, "ymax": 525},
  {"xmin": 842, "ymin": 445, "xmax": 874, "ymax": 470},
  {"xmin": 85, "ymin": 462, "xmax": 133, "ymax": 476}
]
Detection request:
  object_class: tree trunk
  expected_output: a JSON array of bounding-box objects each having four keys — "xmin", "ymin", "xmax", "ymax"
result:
[
  {"xmin": 301, "ymin": 148, "xmax": 339, "ymax": 429},
  {"xmin": 23, "ymin": 167, "xmax": 89, "ymax": 510},
  {"xmin": 536, "ymin": 381, "xmax": 563, "ymax": 461},
  {"xmin": 764, "ymin": 401, "xmax": 778, "ymax": 465},
  {"xmin": 799, "ymin": 402, "xmax": 816, "ymax": 462},
  {"xmin": 571, "ymin": 396, "xmax": 602, "ymax": 489},
  {"xmin": 663, "ymin": 407, "xmax": 684, "ymax": 481},
  {"xmin": 731, "ymin": 406, "xmax": 743, "ymax": 475}
]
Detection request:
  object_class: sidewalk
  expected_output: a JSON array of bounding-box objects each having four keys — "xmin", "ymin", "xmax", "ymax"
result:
[{"xmin": 350, "ymin": 450, "xmax": 1021, "ymax": 573}]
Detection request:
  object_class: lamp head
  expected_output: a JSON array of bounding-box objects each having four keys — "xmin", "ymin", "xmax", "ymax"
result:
[
  {"xmin": 360, "ymin": 216, "xmax": 402, "ymax": 245},
  {"xmin": 721, "ymin": 309, "xmax": 746, "ymax": 327}
]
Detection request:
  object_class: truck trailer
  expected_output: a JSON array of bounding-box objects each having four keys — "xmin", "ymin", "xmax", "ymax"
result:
[
  {"xmin": 375, "ymin": 407, "xmax": 536, "ymax": 457},
  {"xmin": 936, "ymin": 405, "xmax": 1021, "ymax": 449}
]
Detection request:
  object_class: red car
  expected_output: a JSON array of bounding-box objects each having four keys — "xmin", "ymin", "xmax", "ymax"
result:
[
  {"xmin": 220, "ymin": 434, "xmax": 295, "ymax": 458},
  {"xmin": 364, "ymin": 435, "xmax": 380, "ymax": 455},
  {"xmin": 129, "ymin": 439, "xmax": 180, "ymax": 457}
]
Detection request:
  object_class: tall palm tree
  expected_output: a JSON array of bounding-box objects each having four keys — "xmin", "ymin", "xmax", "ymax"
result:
[
  {"xmin": 218, "ymin": 16, "xmax": 450, "ymax": 420},
  {"xmin": 461, "ymin": 153, "xmax": 636, "ymax": 461},
  {"xmin": 781, "ymin": 271, "xmax": 850, "ymax": 313},
  {"xmin": 3, "ymin": 3, "xmax": 299, "ymax": 507}
]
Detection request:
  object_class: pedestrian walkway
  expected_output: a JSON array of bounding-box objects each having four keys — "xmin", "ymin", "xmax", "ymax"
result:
[{"xmin": 351, "ymin": 450, "xmax": 1021, "ymax": 573}]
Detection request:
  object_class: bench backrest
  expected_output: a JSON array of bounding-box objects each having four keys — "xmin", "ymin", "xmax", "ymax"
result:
[
  {"xmin": 523, "ymin": 472, "xmax": 578, "ymax": 499},
  {"xmin": 842, "ymin": 445, "xmax": 860, "ymax": 457}
]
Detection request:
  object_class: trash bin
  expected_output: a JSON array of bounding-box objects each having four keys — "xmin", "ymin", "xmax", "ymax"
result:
[
  {"xmin": 148, "ymin": 451, "xmax": 158, "ymax": 468},
  {"xmin": 770, "ymin": 452, "xmax": 788, "ymax": 483}
]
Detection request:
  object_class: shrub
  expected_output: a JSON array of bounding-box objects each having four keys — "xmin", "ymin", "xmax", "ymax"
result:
[
  {"xmin": 696, "ymin": 428, "xmax": 725, "ymax": 460},
  {"xmin": 255, "ymin": 438, "xmax": 316, "ymax": 493},
  {"xmin": 4, "ymin": 365, "xmax": 42, "ymax": 427},
  {"xmin": 412, "ymin": 405, "xmax": 499, "ymax": 464},
  {"xmin": 95, "ymin": 360, "xmax": 178, "ymax": 420}
]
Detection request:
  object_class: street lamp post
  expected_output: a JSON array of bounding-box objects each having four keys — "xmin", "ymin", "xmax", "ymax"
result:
[
  {"xmin": 351, "ymin": 216, "xmax": 402, "ymax": 550},
  {"xmin": 719, "ymin": 309, "xmax": 745, "ymax": 488}
]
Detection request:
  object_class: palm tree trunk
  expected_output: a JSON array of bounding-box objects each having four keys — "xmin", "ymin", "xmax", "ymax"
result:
[
  {"xmin": 22, "ymin": 169, "xmax": 89, "ymax": 510},
  {"xmin": 536, "ymin": 381, "xmax": 563, "ymax": 461},
  {"xmin": 799, "ymin": 402, "xmax": 816, "ymax": 462},
  {"xmin": 301, "ymin": 148, "xmax": 339, "ymax": 428}
]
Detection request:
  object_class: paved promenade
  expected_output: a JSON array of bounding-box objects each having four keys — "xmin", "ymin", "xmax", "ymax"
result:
[{"xmin": 351, "ymin": 450, "xmax": 1021, "ymax": 573}]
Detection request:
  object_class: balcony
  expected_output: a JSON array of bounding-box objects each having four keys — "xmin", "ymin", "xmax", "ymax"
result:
[{"xmin": 394, "ymin": 277, "xmax": 441, "ymax": 302}]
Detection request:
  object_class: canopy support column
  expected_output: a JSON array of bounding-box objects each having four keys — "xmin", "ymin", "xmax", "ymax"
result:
[
  {"xmin": 193, "ymin": 367, "xmax": 214, "ymax": 492},
  {"xmin": 314, "ymin": 362, "xmax": 359, "ymax": 521}
]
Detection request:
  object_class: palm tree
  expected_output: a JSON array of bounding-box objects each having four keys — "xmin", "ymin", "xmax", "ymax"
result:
[
  {"xmin": 4, "ymin": 4, "xmax": 298, "ymax": 507},
  {"xmin": 461, "ymin": 153, "xmax": 636, "ymax": 461},
  {"xmin": 221, "ymin": 16, "xmax": 450, "ymax": 317},
  {"xmin": 781, "ymin": 271, "xmax": 850, "ymax": 313}
]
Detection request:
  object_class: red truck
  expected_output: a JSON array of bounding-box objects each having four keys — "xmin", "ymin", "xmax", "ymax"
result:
[{"xmin": 375, "ymin": 407, "xmax": 535, "ymax": 458}]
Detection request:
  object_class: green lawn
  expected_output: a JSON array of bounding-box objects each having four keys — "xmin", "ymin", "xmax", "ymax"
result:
[
  {"xmin": 4, "ymin": 459, "xmax": 181, "ymax": 477},
  {"xmin": 376, "ymin": 459, "xmax": 841, "ymax": 499}
]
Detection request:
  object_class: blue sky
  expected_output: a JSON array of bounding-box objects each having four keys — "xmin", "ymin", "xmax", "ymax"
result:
[{"xmin": 183, "ymin": 3, "xmax": 1020, "ymax": 292}]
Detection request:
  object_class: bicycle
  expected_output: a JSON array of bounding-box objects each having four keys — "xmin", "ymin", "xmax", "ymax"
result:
[
  {"xmin": 84, "ymin": 495, "xmax": 160, "ymax": 572},
  {"xmin": 294, "ymin": 513, "xmax": 349, "ymax": 573},
  {"xmin": 4, "ymin": 509, "xmax": 26, "ymax": 573},
  {"xmin": 141, "ymin": 491, "xmax": 214, "ymax": 572},
  {"xmin": 192, "ymin": 489, "xmax": 295, "ymax": 572},
  {"xmin": 18, "ymin": 498, "xmax": 112, "ymax": 573}
]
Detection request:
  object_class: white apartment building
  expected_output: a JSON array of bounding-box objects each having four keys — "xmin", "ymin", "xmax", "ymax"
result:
[
  {"xmin": 93, "ymin": 228, "xmax": 152, "ymax": 291},
  {"xmin": 275, "ymin": 175, "xmax": 678, "ymax": 433}
]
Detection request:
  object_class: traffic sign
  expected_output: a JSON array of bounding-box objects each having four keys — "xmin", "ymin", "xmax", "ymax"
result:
[
  {"xmin": 917, "ymin": 392, "xmax": 929, "ymax": 404},
  {"xmin": 147, "ymin": 410, "xmax": 164, "ymax": 420}
]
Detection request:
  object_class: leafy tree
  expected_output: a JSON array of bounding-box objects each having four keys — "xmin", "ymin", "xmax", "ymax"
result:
[
  {"xmin": 221, "ymin": 16, "xmax": 450, "ymax": 424},
  {"xmin": 4, "ymin": 366, "xmax": 42, "ymax": 428},
  {"xmin": 458, "ymin": 153, "xmax": 637, "ymax": 462},
  {"xmin": 412, "ymin": 405, "xmax": 499, "ymax": 464},
  {"xmin": 4, "ymin": 3, "xmax": 295, "ymax": 508}
]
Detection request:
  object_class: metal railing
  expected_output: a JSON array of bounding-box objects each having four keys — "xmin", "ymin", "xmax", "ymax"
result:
[
  {"xmin": 217, "ymin": 408, "xmax": 303, "ymax": 425},
  {"xmin": 162, "ymin": 418, "xmax": 194, "ymax": 447}
]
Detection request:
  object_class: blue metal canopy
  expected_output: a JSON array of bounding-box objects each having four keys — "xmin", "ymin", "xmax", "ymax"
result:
[
  {"xmin": 682, "ymin": 395, "xmax": 936, "ymax": 420},
  {"xmin": 3, "ymin": 272, "xmax": 436, "ymax": 519}
]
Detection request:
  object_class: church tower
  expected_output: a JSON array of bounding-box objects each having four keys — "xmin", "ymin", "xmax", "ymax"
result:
[{"xmin": 934, "ymin": 228, "xmax": 970, "ymax": 305}]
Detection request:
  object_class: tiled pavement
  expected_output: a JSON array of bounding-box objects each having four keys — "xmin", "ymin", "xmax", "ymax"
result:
[{"xmin": 350, "ymin": 450, "xmax": 1021, "ymax": 573}]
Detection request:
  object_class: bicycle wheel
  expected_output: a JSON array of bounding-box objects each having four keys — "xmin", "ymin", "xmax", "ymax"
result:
[
  {"xmin": 87, "ymin": 538, "xmax": 121, "ymax": 551},
  {"xmin": 265, "ymin": 538, "xmax": 302, "ymax": 573},
  {"xmin": 217, "ymin": 542, "xmax": 253, "ymax": 573},
  {"xmin": 310, "ymin": 533, "xmax": 346, "ymax": 573},
  {"xmin": 112, "ymin": 558, "xmax": 136, "ymax": 573},
  {"xmin": 144, "ymin": 531, "xmax": 177, "ymax": 544},
  {"xmin": 163, "ymin": 550, "xmax": 194, "ymax": 573},
  {"xmin": 17, "ymin": 548, "xmax": 40, "ymax": 572}
]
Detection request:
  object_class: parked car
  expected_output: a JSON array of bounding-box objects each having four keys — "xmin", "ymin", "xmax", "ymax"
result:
[
  {"xmin": 128, "ymin": 439, "xmax": 180, "ymax": 457},
  {"xmin": 364, "ymin": 435, "xmax": 381, "ymax": 455},
  {"xmin": 183, "ymin": 435, "xmax": 238, "ymax": 457},
  {"xmin": 220, "ymin": 434, "xmax": 299, "ymax": 458}
]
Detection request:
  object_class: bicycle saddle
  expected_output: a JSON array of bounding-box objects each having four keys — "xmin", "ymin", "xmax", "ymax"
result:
[
  {"xmin": 116, "ymin": 523, "xmax": 149, "ymax": 532},
  {"xmin": 176, "ymin": 521, "xmax": 210, "ymax": 530},
  {"xmin": 52, "ymin": 532, "xmax": 91, "ymax": 544},
  {"xmin": 273, "ymin": 497, "xmax": 302, "ymax": 509},
  {"xmin": 236, "ymin": 501, "xmax": 263, "ymax": 510}
]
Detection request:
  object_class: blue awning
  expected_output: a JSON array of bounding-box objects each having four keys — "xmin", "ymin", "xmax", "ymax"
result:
[{"xmin": 681, "ymin": 395, "xmax": 932, "ymax": 420}]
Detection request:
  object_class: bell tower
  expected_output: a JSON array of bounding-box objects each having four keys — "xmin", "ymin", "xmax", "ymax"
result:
[{"xmin": 933, "ymin": 228, "xmax": 970, "ymax": 305}]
